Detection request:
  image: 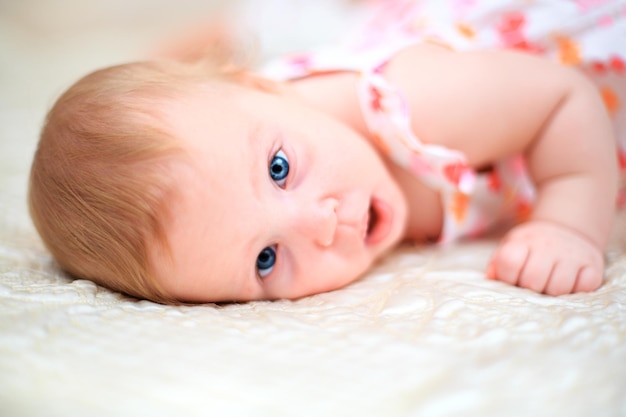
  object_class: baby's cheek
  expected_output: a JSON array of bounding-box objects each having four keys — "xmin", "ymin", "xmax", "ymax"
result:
[{"xmin": 316, "ymin": 253, "xmax": 371, "ymax": 291}]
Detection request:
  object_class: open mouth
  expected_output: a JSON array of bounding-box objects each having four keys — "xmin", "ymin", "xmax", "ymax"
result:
[
  {"xmin": 365, "ymin": 198, "xmax": 392, "ymax": 246},
  {"xmin": 367, "ymin": 205, "xmax": 377, "ymax": 236}
]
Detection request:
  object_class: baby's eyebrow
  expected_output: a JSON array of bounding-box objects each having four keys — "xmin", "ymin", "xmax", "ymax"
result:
[{"xmin": 247, "ymin": 122, "xmax": 266, "ymax": 201}]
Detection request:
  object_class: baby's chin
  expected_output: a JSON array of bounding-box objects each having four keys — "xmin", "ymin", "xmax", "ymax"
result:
[{"xmin": 333, "ymin": 256, "xmax": 385, "ymax": 292}]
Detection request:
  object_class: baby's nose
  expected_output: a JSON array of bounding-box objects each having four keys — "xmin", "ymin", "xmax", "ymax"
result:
[{"xmin": 294, "ymin": 197, "xmax": 338, "ymax": 247}]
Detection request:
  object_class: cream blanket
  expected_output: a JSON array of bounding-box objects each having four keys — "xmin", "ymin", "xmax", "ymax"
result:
[{"xmin": 1, "ymin": 2, "xmax": 625, "ymax": 416}]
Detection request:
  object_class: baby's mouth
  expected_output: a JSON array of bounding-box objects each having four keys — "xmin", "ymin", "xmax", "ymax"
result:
[
  {"xmin": 365, "ymin": 197, "xmax": 392, "ymax": 246},
  {"xmin": 367, "ymin": 205, "xmax": 378, "ymax": 237}
]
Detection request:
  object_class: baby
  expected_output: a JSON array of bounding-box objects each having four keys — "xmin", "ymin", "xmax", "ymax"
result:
[{"xmin": 29, "ymin": 1, "xmax": 626, "ymax": 304}]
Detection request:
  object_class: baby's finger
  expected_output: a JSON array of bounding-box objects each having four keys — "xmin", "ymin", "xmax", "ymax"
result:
[
  {"xmin": 573, "ymin": 266, "xmax": 603, "ymax": 293},
  {"xmin": 543, "ymin": 262, "xmax": 577, "ymax": 296},
  {"xmin": 490, "ymin": 241, "xmax": 529, "ymax": 286},
  {"xmin": 517, "ymin": 251, "xmax": 553, "ymax": 293}
]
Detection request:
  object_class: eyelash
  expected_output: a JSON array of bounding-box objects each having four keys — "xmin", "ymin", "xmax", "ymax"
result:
[{"xmin": 256, "ymin": 148, "xmax": 291, "ymax": 279}]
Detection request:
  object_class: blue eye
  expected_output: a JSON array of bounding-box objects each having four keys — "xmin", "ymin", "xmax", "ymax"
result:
[
  {"xmin": 256, "ymin": 246, "xmax": 276, "ymax": 278},
  {"xmin": 269, "ymin": 150, "xmax": 289, "ymax": 187}
]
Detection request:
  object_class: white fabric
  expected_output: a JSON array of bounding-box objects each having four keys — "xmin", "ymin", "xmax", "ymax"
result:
[{"xmin": 1, "ymin": 2, "xmax": 625, "ymax": 416}]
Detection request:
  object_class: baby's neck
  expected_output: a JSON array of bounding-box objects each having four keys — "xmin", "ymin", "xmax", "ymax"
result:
[
  {"xmin": 385, "ymin": 159, "xmax": 444, "ymax": 243},
  {"xmin": 288, "ymin": 71, "xmax": 371, "ymax": 139}
]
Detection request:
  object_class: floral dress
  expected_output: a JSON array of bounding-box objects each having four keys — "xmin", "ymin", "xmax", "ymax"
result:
[{"xmin": 261, "ymin": 0, "xmax": 626, "ymax": 243}]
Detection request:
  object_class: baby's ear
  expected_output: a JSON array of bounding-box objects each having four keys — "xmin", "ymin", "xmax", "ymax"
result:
[{"xmin": 234, "ymin": 71, "xmax": 287, "ymax": 95}]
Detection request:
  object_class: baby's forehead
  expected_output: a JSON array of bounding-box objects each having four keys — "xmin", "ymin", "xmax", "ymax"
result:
[{"xmin": 153, "ymin": 158, "xmax": 257, "ymax": 301}]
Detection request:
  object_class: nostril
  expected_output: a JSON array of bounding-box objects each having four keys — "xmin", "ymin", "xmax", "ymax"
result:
[
  {"xmin": 318, "ymin": 198, "xmax": 339, "ymax": 247},
  {"xmin": 327, "ymin": 197, "xmax": 339, "ymax": 213}
]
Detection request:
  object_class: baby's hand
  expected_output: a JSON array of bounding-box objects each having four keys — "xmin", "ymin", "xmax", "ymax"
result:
[{"xmin": 486, "ymin": 221, "xmax": 604, "ymax": 295}]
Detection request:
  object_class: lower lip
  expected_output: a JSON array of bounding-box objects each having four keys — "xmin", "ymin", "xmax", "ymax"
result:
[{"xmin": 365, "ymin": 197, "xmax": 393, "ymax": 246}]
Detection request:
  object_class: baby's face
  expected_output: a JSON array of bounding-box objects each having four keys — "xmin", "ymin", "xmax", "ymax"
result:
[{"xmin": 154, "ymin": 81, "xmax": 408, "ymax": 302}]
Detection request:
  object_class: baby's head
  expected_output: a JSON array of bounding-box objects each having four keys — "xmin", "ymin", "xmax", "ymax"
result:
[
  {"xmin": 29, "ymin": 59, "xmax": 408, "ymax": 304},
  {"xmin": 28, "ymin": 61, "xmax": 201, "ymax": 303}
]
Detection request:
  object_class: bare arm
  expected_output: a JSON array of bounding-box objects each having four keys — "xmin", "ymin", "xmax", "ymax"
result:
[{"xmin": 385, "ymin": 44, "xmax": 618, "ymax": 294}]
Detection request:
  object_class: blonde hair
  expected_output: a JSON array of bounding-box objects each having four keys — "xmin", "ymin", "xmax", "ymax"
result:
[{"xmin": 29, "ymin": 59, "xmax": 243, "ymax": 303}]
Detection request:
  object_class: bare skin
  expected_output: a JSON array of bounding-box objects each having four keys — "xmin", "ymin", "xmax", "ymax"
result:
[{"xmin": 290, "ymin": 43, "xmax": 618, "ymax": 296}]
